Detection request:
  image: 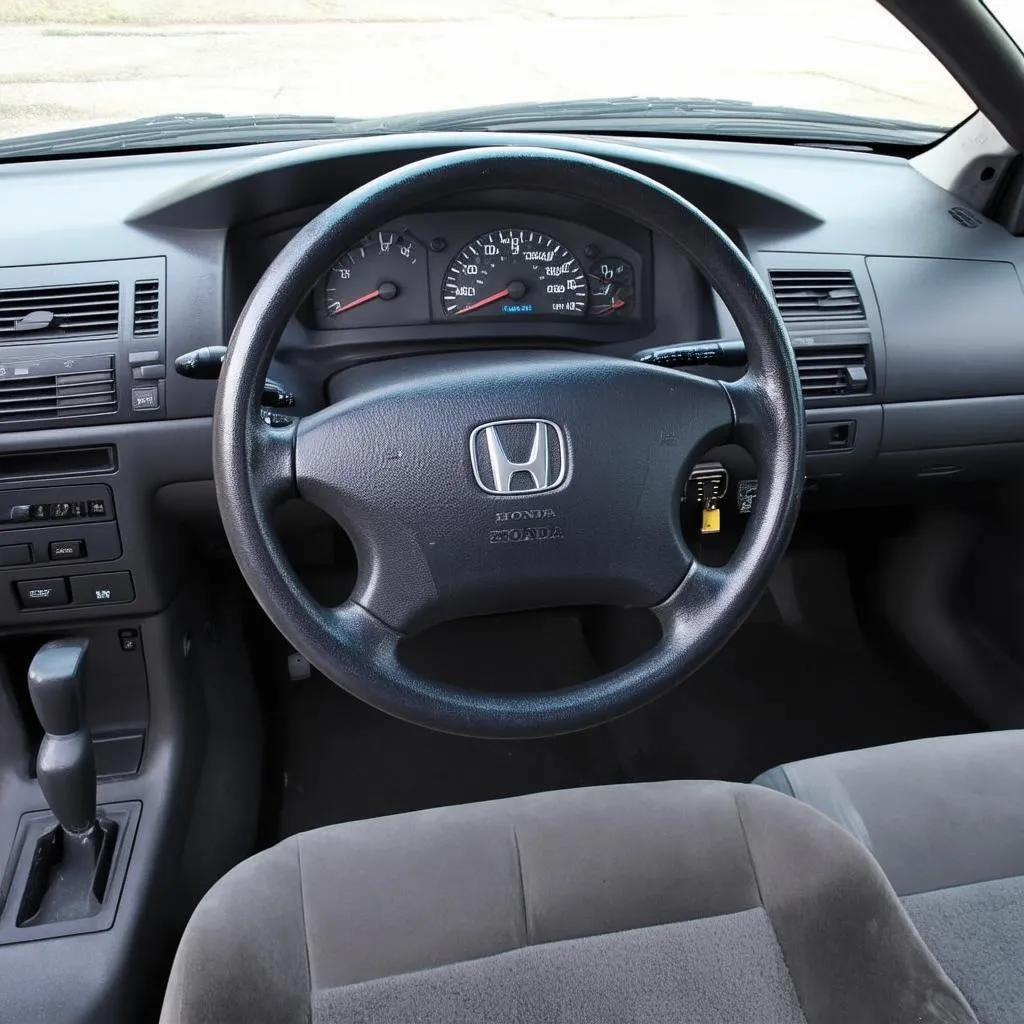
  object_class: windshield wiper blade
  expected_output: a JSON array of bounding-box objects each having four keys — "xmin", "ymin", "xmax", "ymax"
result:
[
  {"xmin": 364, "ymin": 96, "xmax": 944, "ymax": 145},
  {"xmin": 0, "ymin": 97, "xmax": 944, "ymax": 159},
  {"xmin": 355, "ymin": 96, "xmax": 763, "ymax": 132},
  {"xmin": 0, "ymin": 112, "xmax": 367, "ymax": 158}
]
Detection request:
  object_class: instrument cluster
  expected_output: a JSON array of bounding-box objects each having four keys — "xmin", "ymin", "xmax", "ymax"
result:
[{"xmin": 314, "ymin": 210, "xmax": 645, "ymax": 332}]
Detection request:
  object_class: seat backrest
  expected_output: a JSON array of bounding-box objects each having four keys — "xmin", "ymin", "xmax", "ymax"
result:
[{"xmin": 160, "ymin": 780, "xmax": 978, "ymax": 1024}]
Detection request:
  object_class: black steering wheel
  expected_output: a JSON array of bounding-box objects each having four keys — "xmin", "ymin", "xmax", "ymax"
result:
[{"xmin": 213, "ymin": 147, "xmax": 803, "ymax": 738}]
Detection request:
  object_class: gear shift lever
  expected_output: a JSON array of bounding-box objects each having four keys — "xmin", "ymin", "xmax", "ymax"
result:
[
  {"xmin": 28, "ymin": 638, "xmax": 96, "ymax": 835},
  {"xmin": 12, "ymin": 637, "xmax": 124, "ymax": 928}
]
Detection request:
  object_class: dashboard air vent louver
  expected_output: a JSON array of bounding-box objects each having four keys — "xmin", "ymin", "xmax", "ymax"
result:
[
  {"xmin": 132, "ymin": 279, "xmax": 160, "ymax": 336},
  {"xmin": 0, "ymin": 359, "xmax": 117, "ymax": 423},
  {"xmin": 949, "ymin": 206, "xmax": 981, "ymax": 229},
  {"xmin": 769, "ymin": 270, "xmax": 864, "ymax": 323},
  {"xmin": 794, "ymin": 345, "xmax": 871, "ymax": 399},
  {"xmin": 0, "ymin": 282, "xmax": 119, "ymax": 340}
]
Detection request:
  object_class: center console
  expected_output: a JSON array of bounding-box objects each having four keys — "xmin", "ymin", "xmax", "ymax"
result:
[
  {"xmin": 0, "ymin": 580, "xmax": 261, "ymax": 1024},
  {"xmin": 0, "ymin": 255, "xmax": 198, "ymax": 635}
]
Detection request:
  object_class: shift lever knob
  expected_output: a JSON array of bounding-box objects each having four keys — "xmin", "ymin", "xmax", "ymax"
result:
[{"xmin": 27, "ymin": 639, "xmax": 95, "ymax": 835}]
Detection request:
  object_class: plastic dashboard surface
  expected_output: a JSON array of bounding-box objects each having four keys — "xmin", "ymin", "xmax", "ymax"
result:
[{"xmin": 0, "ymin": 129, "xmax": 1023, "ymax": 628}]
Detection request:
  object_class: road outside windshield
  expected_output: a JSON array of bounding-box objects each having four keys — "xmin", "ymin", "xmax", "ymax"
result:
[{"xmin": 0, "ymin": 0, "xmax": 973, "ymax": 145}]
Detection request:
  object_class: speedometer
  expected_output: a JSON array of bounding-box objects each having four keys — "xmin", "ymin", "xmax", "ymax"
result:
[{"xmin": 442, "ymin": 229, "xmax": 587, "ymax": 318}]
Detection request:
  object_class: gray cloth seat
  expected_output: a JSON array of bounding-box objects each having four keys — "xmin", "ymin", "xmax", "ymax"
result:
[
  {"xmin": 159, "ymin": 780, "xmax": 976, "ymax": 1024},
  {"xmin": 755, "ymin": 730, "xmax": 1024, "ymax": 1023},
  {"xmin": 754, "ymin": 730, "xmax": 1024, "ymax": 897}
]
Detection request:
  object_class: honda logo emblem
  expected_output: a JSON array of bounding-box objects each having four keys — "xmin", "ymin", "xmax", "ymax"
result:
[{"xmin": 470, "ymin": 419, "xmax": 567, "ymax": 494}]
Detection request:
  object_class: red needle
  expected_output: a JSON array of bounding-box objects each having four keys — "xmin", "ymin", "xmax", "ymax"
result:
[
  {"xmin": 453, "ymin": 287, "xmax": 510, "ymax": 316},
  {"xmin": 598, "ymin": 299, "xmax": 626, "ymax": 316},
  {"xmin": 333, "ymin": 289, "xmax": 380, "ymax": 314}
]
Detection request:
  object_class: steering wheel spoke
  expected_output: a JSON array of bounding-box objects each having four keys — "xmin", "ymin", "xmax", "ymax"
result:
[
  {"xmin": 717, "ymin": 373, "xmax": 784, "ymax": 463},
  {"xmin": 248, "ymin": 414, "xmax": 298, "ymax": 509}
]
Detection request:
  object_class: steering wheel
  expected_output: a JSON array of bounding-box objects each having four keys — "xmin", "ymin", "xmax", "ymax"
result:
[{"xmin": 213, "ymin": 147, "xmax": 803, "ymax": 738}]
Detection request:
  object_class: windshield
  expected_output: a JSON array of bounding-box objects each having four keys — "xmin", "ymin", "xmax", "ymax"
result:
[
  {"xmin": 1, "ymin": 0, "xmax": 974, "ymax": 151},
  {"xmin": 985, "ymin": 1, "xmax": 1024, "ymax": 54}
]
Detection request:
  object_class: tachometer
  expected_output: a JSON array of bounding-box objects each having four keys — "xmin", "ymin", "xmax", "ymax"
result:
[
  {"xmin": 323, "ymin": 230, "xmax": 428, "ymax": 327},
  {"xmin": 442, "ymin": 229, "xmax": 587, "ymax": 318}
]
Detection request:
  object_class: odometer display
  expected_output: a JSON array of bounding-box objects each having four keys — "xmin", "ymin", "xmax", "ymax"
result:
[{"xmin": 442, "ymin": 229, "xmax": 587, "ymax": 318}]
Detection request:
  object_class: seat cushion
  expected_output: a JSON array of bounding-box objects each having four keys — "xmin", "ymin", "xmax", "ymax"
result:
[
  {"xmin": 755, "ymin": 731, "xmax": 1024, "ymax": 1024},
  {"xmin": 754, "ymin": 730, "xmax": 1024, "ymax": 896},
  {"xmin": 159, "ymin": 780, "xmax": 976, "ymax": 1024},
  {"xmin": 904, "ymin": 875, "xmax": 1024, "ymax": 1024}
]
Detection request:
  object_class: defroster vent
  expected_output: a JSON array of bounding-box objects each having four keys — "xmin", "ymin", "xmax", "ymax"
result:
[
  {"xmin": 0, "ymin": 355, "xmax": 117, "ymax": 423},
  {"xmin": 132, "ymin": 279, "xmax": 159, "ymax": 336},
  {"xmin": 0, "ymin": 282, "xmax": 119, "ymax": 340},
  {"xmin": 769, "ymin": 270, "xmax": 864, "ymax": 324}
]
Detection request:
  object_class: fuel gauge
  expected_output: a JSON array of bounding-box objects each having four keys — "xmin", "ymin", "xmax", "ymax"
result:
[{"xmin": 587, "ymin": 257, "xmax": 635, "ymax": 319}]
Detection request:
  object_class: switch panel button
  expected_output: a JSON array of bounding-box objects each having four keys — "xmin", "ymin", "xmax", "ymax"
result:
[
  {"xmin": 17, "ymin": 578, "xmax": 69, "ymax": 608},
  {"xmin": 118, "ymin": 628, "xmax": 139, "ymax": 652},
  {"xmin": 131, "ymin": 386, "xmax": 159, "ymax": 411},
  {"xmin": 69, "ymin": 572, "xmax": 133, "ymax": 605},
  {"xmin": 132, "ymin": 364, "xmax": 166, "ymax": 380},
  {"xmin": 0, "ymin": 544, "xmax": 32, "ymax": 566},
  {"xmin": 50, "ymin": 539, "xmax": 85, "ymax": 560}
]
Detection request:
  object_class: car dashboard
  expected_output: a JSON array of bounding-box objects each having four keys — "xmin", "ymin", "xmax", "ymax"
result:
[{"xmin": 0, "ymin": 130, "xmax": 1022, "ymax": 634}]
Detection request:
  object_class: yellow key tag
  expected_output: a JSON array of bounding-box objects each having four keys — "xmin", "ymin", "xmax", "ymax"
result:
[{"xmin": 701, "ymin": 506, "xmax": 721, "ymax": 535}]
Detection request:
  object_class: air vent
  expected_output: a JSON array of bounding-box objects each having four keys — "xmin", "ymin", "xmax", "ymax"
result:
[
  {"xmin": 0, "ymin": 282, "xmax": 119, "ymax": 340},
  {"xmin": 133, "ymin": 279, "xmax": 159, "ymax": 336},
  {"xmin": 949, "ymin": 206, "xmax": 981, "ymax": 229},
  {"xmin": 0, "ymin": 361, "xmax": 117, "ymax": 423},
  {"xmin": 795, "ymin": 344, "xmax": 871, "ymax": 399},
  {"xmin": 769, "ymin": 270, "xmax": 865, "ymax": 323}
]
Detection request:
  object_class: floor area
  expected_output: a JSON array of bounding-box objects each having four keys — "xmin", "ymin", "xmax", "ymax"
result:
[{"xmin": 251, "ymin": 599, "xmax": 981, "ymax": 841}]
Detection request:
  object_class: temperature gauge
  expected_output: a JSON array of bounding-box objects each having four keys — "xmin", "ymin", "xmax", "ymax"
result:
[{"xmin": 587, "ymin": 257, "xmax": 635, "ymax": 319}]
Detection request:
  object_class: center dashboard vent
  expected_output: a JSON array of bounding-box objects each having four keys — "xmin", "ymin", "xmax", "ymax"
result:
[
  {"xmin": 795, "ymin": 343, "xmax": 871, "ymax": 399},
  {"xmin": 132, "ymin": 279, "xmax": 160, "ymax": 336},
  {"xmin": 0, "ymin": 357, "xmax": 117, "ymax": 423},
  {"xmin": 769, "ymin": 270, "xmax": 865, "ymax": 324},
  {"xmin": 0, "ymin": 282, "xmax": 119, "ymax": 340}
]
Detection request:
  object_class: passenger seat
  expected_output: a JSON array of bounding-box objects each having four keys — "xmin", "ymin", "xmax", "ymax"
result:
[{"xmin": 755, "ymin": 731, "xmax": 1024, "ymax": 1023}]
